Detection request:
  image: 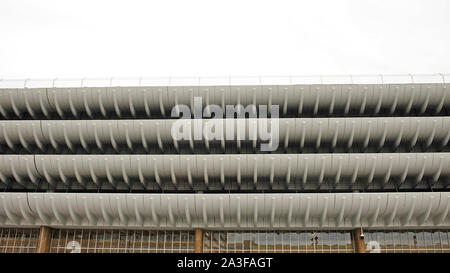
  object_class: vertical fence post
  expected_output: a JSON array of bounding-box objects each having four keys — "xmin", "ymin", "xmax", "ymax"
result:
[
  {"xmin": 353, "ymin": 228, "xmax": 366, "ymax": 253},
  {"xmin": 195, "ymin": 228, "xmax": 203, "ymax": 253},
  {"xmin": 36, "ymin": 226, "xmax": 52, "ymax": 253}
]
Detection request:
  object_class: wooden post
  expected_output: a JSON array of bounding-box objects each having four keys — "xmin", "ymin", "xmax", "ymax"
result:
[
  {"xmin": 36, "ymin": 226, "xmax": 52, "ymax": 253},
  {"xmin": 353, "ymin": 228, "xmax": 366, "ymax": 253},
  {"xmin": 195, "ymin": 228, "xmax": 203, "ymax": 253}
]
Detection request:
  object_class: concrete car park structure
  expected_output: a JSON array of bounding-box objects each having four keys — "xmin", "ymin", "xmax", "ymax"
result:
[{"xmin": 0, "ymin": 75, "xmax": 449, "ymax": 253}]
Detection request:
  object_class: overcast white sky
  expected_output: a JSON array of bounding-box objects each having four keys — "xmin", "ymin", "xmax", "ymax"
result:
[{"xmin": 0, "ymin": 0, "xmax": 449, "ymax": 79}]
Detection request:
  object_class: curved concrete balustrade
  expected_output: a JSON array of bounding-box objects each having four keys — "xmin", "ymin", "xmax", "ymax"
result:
[
  {"xmin": 1, "ymin": 83, "xmax": 449, "ymax": 119},
  {"xmin": 1, "ymin": 117, "xmax": 449, "ymax": 153},
  {"xmin": 0, "ymin": 154, "xmax": 448, "ymax": 190},
  {"xmin": 1, "ymin": 77, "xmax": 449, "ymax": 232},
  {"xmin": 0, "ymin": 192, "xmax": 449, "ymax": 228}
]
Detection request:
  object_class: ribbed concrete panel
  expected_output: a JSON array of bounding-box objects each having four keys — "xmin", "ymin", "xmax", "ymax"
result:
[
  {"xmin": 1, "ymin": 83, "xmax": 448, "ymax": 119},
  {"xmin": 1, "ymin": 117, "xmax": 449, "ymax": 153},
  {"xmin": 1, "ymin": 76, "xmax": 449, "ymax": 231},
  {"xmin": 0, "ymin": 154, "xmax": 448, "ymax": 190},
  {"xmin": 0, "ymin": 192, "xmax": 449, "ymax": 228}
]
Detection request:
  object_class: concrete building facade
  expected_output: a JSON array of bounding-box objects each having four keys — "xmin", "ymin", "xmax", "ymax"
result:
[{"xmin": 0, "ymin": 75, "xmax": 449, "ymax": 253}]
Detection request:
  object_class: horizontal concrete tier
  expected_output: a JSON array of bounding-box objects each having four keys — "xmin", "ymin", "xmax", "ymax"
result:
[
  {"xmin": 0, "ymin": 154, "xmax": 448, "ymax": 191},
  {"xmin": 0, "ymin": 192, "xmax": 449, "ymax": 228},
  {"xmin": 0, "ymin": 83, "xmax": 448, "ymax": 119},
  {"xmin": 1, "ymin": 117, "xmax": 449, "ymax": 154},
  {"xmin": 2, "ymin": 75, "xmax": 449, "ymax": 88}
]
